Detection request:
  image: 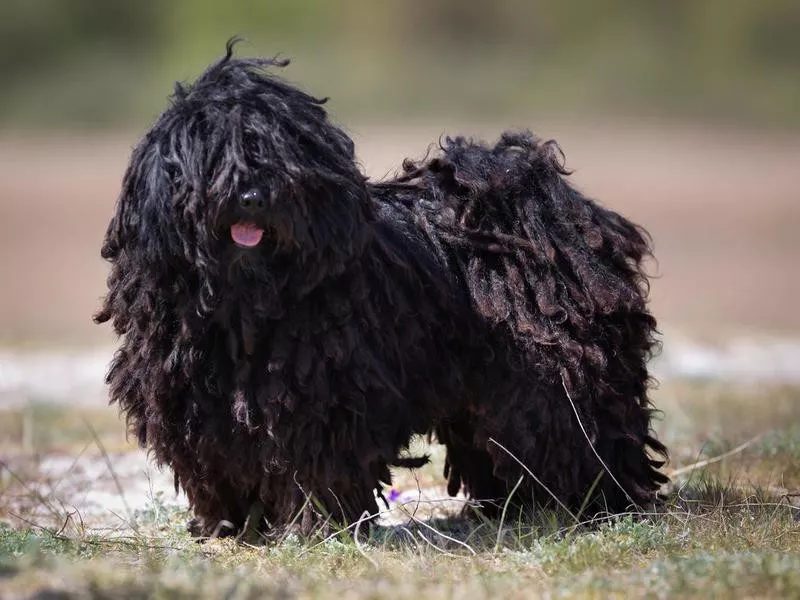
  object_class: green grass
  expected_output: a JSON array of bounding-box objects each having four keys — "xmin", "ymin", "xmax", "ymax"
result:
[{"xmin": 1, "ymin": 382, "xmax": 799, "ymax": 599}]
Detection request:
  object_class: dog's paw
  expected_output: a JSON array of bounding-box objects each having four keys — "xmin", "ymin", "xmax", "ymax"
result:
[{"xmin": 186, "ymin": 516, "xmax": 238, "ymax": 540}]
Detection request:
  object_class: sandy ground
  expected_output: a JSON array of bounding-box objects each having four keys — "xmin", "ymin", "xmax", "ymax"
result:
[
  {"xmin": 1, "ymin": 122, "xmax": 798, "ymax": 346},
  {"xmin": 6, "ymin": 445, "xmax": 465, "ymax": 534}
]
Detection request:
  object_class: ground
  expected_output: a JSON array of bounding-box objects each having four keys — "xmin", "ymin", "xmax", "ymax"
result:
[
  {"xmin": 0, "ymin": 122, "xmax": 799, "ymax": 598},
  {"xmin": 1, "ymin": 382, "xmax": 799, "ymax": 598}
]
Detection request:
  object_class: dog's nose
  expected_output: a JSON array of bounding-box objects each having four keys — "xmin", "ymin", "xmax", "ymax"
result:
[{"xmin": 239, "ymin": 188, "xmax": 266, "ymax": 213}]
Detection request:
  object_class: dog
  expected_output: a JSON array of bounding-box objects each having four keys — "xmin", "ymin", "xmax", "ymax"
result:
[{"xmin": 96, "ymin": 41, "xmax": 668, "ymax": 539}]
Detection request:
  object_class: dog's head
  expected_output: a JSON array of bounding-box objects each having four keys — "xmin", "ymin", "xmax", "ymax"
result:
[{"xmin": 99, "ymin": 41, "xmax": 371, "ymax": 322}]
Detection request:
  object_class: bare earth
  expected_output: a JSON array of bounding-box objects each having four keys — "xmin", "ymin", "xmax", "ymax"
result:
[{"xmin": 1, "ymin": 121, "xmax": 799, "ymax": 346}]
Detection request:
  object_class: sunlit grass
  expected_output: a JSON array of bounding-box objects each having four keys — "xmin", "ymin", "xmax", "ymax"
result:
[{"xmin": 1, "ymin": 380, "xmax": 799, "ymax": 598}]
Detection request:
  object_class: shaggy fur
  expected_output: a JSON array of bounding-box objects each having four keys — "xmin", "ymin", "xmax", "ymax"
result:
[{"xmin": 96, "ymin": 42, "xmax": 668, "ymax": 539}]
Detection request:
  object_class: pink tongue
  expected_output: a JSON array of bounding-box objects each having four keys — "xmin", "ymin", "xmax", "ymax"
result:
[{"xmin": 231, "ymin": 222, "xmax": 264, "ymax": 247}]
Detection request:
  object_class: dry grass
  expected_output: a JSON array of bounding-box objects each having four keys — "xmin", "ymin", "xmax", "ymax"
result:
[
  {"xmin": 0, "ymin": 403, "xmax": 131, "ymax": 456},
  {"xmin": 1, "ymin": 381, "xmax": 799, "ymax": 598}
]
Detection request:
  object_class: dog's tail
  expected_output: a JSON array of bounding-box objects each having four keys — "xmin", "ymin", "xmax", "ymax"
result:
[{"xmin": 379, "ymin": 131, "xmax": 668, "ymax": 509}]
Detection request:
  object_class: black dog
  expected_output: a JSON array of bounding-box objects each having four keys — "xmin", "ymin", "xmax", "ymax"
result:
[{"xmin": 96, "ymin": 42, "xmax": 667, "ymax": 539}]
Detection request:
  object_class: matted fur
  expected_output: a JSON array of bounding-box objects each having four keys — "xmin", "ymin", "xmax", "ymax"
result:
[{"xmin": 96, "ymin": 42, "xmax": 668, "ymax": 538}]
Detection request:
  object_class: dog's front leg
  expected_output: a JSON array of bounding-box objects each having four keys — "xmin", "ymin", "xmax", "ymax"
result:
[{"xmin": 181, "ymin": 475, "xmax": 253, "ymax": 539}]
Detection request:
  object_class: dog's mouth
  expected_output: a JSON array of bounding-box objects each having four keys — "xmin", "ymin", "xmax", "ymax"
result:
[{"xmin": 231, "ymin": 221, "xmax": 265, "ymax": 248}]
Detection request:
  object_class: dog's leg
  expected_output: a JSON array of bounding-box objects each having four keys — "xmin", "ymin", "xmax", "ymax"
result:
[
  {"xmin": 235, "ymin": 498, "xmax": 266, "ymax": 544},
  {"xmin": 239, "ymin": 459, "xmax": 384, "ymax": 540},
  {"xmin": 181, "ymin": 475, "xmax": 253, "ymax": 539},
  {"xmin": 437, "ymin": 418, "xmax": 509, "ymax": 518},
  {"xmin": 467, "ymin": 375, "xmax": 667, "ymax": 520}
]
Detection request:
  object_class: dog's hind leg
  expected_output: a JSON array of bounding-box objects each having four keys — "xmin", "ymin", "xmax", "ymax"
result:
[{"xmin": 464, "ymin": 374, "xmax": 667, "ymax": 519}]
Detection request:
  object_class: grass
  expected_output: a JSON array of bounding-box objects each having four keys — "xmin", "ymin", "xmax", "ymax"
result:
[
  {"xmin": 0, "ymin": 402, "xmax": 133, "ymax": 456},
  {"xmin": 1, "ymin": 382, "xmax": 799, "ymax": 599}
]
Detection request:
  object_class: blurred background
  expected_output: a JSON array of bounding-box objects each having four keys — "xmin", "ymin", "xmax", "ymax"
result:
[
  {"xmin": 3, "ymin": 0, "xmax": 800, "ymax": 128},
  {"xmin": 1, "ymin": 0, "xmax": 799, "ymax": 404}
]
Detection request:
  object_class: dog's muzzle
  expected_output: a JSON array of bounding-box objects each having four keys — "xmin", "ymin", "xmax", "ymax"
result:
[{"xmin": 231, "ymin": 188, "xmax": 267, "ymax": 248}]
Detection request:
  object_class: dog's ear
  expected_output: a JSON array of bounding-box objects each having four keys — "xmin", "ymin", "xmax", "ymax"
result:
[
  {"xmin": 97, "ymin": 138, "xmax": 203, "ymax": 327},
  {"xmin": 103, "ymin": 141, "xmax": 185, "ymax": 267}
]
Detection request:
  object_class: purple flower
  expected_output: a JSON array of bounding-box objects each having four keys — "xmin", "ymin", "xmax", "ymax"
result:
[{"xmin": 387, "ymin": 489, "xmax": 401, "ymax": 503}]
